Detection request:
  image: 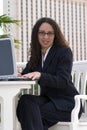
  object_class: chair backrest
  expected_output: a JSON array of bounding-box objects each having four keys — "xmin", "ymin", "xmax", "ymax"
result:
[{"xmin": 72, "ymin": 61, "xmax": 87, "ymax": 95}]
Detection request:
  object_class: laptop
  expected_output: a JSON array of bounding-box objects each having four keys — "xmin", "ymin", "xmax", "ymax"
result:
[{"xmin": 0, "ymin": 38, "xmax": 31, "ymax": 81}]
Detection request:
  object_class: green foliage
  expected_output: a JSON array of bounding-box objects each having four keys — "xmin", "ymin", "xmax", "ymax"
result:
[
  {"xmin": 0, "ymin": 14, "xmax": 21, "ymax": 31},
  {"xmin": 29, "ymin": 83, "xmax": 39, "ymax": 95},
  {"xmin": 0, "ymin": 14, "xmax": 21, "ymax": 48},
  {"xmin": 0, "ymin": 34, "xmax": 10, "ymax": 38}
]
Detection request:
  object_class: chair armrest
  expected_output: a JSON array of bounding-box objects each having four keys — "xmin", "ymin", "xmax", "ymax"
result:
[{"xmin": 71, "ymin": 95, "xmax": 87, "ymax": 122}]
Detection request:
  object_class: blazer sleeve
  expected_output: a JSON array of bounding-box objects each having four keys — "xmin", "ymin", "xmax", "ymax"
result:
[
  {"xmin": 21, "ymin": 62, "xmax": 32, "ymax": 75},
  {"xmin": 38, "ymin": 47, "xmax": 73, "ymax": 89}
]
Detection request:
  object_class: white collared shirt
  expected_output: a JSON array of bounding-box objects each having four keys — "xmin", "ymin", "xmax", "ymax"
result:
[{"xmin": 42, "ymin": 46, "xmax": 51, "ymax": 68}]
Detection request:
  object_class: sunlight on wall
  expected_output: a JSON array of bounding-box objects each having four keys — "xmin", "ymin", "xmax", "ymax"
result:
[
  {"xmin": 0, "ymin": 0, "xmax": 3, "ymax": 15},
  {"xmin": 0, "ymin": 0, "xmax": 3, "ymax": 35}
]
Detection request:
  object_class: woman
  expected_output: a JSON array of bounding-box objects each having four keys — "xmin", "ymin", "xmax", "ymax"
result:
[{"xmin": 16, "ymin": 17, "xmax": 82, "ymax": 130}]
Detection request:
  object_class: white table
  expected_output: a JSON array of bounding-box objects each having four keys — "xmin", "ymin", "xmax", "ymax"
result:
[{"xmin": 0, "ymin": 81, "xmax": 36, "ymax": 130}]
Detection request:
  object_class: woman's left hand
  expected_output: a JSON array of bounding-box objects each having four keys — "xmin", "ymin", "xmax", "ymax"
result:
[{"xmin": 22, "ymin": 72, "xmax": 41, "ymax": 80}]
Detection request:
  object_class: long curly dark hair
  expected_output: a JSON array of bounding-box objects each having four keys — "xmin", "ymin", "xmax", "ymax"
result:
[{"xmin": 29, "ymin": 17, "xmax": 69, "ymax": 70}]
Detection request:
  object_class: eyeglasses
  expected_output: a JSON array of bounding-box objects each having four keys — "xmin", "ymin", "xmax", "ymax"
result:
[{"xmin": 38, "ymin": 31, "xmax": 54, "ymax": 37}]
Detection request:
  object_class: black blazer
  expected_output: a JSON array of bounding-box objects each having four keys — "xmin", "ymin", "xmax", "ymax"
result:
[{"xmin": 22, "ymin": 45, "xmax": 79, "ymax": 112}]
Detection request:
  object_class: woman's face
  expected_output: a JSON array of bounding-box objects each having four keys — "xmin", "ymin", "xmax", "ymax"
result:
[{"xmin": 38, "ymin": 22, "xmax": 55, "ymax": 51}]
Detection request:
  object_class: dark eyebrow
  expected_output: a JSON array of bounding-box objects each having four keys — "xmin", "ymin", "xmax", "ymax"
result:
[{"xmin": 38, "ymin": 31, "xmax": 54, "ymax": 33}]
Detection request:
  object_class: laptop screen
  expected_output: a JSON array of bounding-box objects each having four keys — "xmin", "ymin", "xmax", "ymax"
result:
[{"xmin": 0, "ymin": 38, "xmax": 17, "ymax": 78}]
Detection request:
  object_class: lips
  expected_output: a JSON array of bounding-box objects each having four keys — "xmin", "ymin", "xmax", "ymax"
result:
[{"xmin": 43, "ymin": 41, "xmax": 49, "ymax": 45}]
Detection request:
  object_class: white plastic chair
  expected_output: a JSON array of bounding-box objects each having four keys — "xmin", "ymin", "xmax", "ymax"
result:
[{"xmin": 49, "ymin": 61, "xmax": 87, "ymax": 130}]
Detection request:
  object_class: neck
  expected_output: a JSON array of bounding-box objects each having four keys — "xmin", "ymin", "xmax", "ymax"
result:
[{"xmin": 42, "ymin": 48, "xmax": 47, "ymax": 55}]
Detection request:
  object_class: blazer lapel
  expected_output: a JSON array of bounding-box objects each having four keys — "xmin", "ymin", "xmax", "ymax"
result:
[{"xmin": 42, "ymin": 45, "xmax": 57, "ymax": 71}]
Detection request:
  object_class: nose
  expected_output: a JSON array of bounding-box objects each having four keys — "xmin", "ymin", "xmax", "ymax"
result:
[{"xmin": 44, "ymin": 33, "xmax": 49, "ymax": 38}]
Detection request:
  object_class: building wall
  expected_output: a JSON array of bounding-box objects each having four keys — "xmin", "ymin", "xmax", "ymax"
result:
[{"xmin": 3, "ymin": 0, "xmax": 87, "ymax": 62}]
